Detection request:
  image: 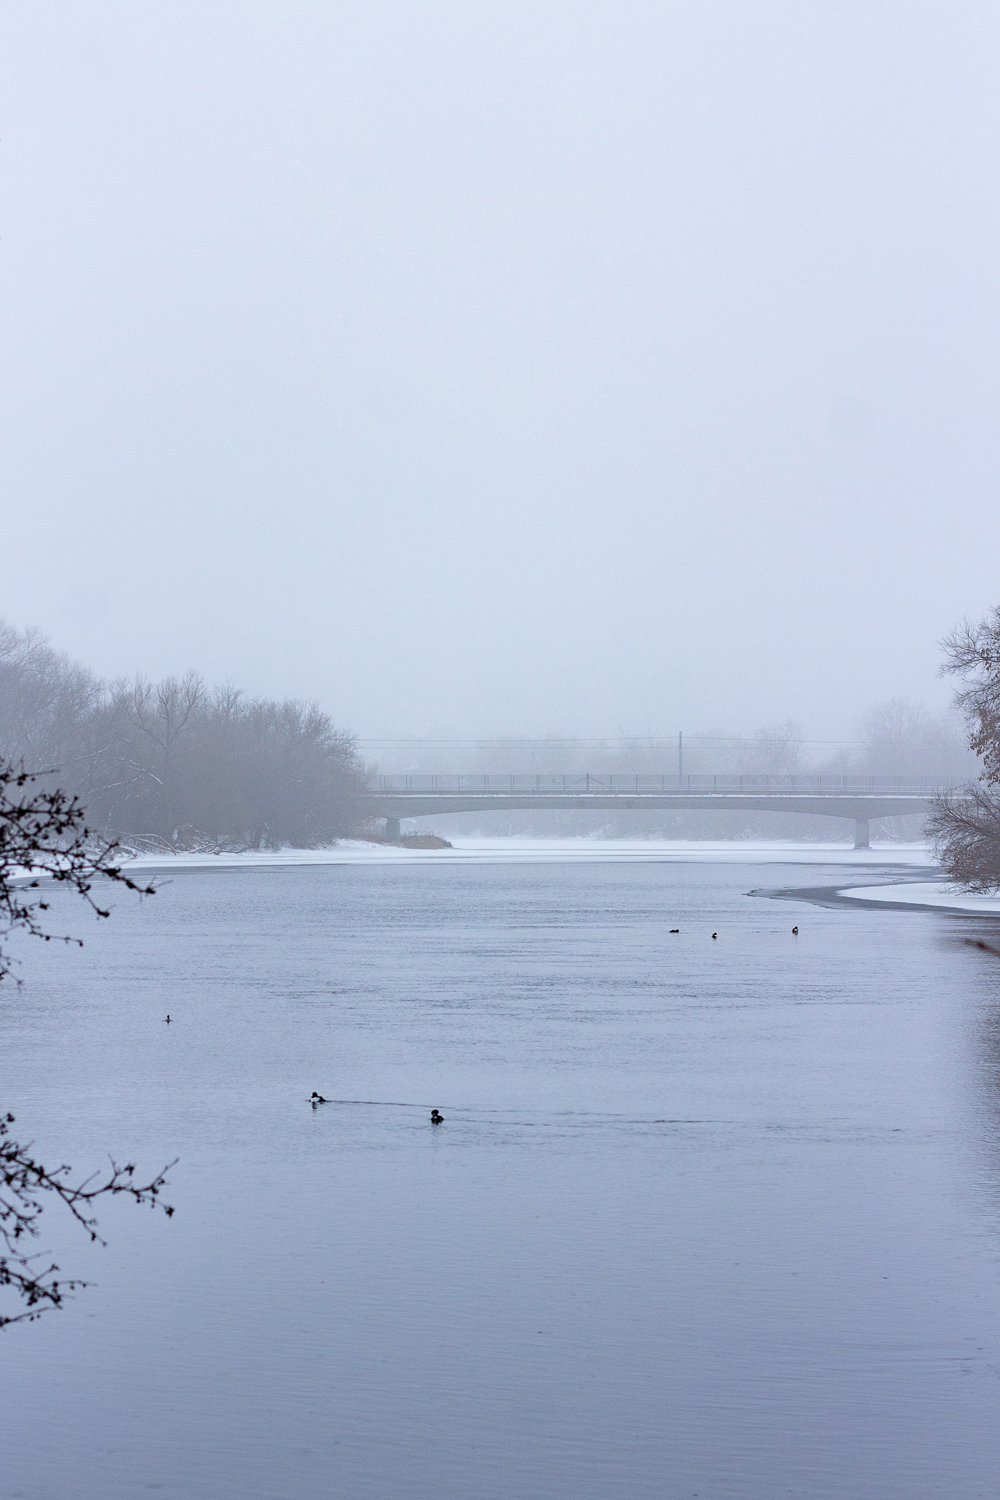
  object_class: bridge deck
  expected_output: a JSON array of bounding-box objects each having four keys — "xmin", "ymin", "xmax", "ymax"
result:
[
  {"xmin": 364, "ymin": 775, "xmax": 942, "ymax": 847},
  {"xmin": 365, "ymin": 792, "xmax": 932, "ymax": 818}
]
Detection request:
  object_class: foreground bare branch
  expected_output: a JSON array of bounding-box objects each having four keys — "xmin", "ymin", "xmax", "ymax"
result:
[
  {"xmin": 0, "ymin": 757, "xmax": 173, "ymax": 1327},
  {"xmin": 0, "ymin": 762, "xmax": 156, "ymax": 984},
  {"xmin": 0, "ymin": 1113, "xmax": 175, "ymax": 1327}
]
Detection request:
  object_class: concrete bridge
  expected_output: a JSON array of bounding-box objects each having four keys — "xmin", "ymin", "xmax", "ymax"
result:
[{"xmin": 366, "ymin": 774, "xmax": 941, "ymax": 849}]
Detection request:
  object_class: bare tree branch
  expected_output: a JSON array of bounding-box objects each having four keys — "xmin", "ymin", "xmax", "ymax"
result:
[
  {"xmin": 0, "ymin": 763, "xmax": 156, "ymax": 984},
  {"xmin": 0, "ymin": 1113, "xmax": 175, "ymax": 1327},
  {"xmin": 0, "ymin": 755, "xmax": 173, "ymax": 1326}
]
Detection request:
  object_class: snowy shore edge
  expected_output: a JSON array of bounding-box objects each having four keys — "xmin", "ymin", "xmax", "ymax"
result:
[
  {"xmin": 56, "ymin": 837, "xmax": 1000, "ymax": 914},
  {"xmin": 838, "ymin": 880, "xmax": 1000, "ymax": 914},
  {"xmin": 118, "ymin": 837, "xmax": 936, "ymax": 870}
]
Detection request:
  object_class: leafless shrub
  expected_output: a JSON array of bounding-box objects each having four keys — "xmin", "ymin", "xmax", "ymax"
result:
[
  {"xmin": 927, "ymin": 784, "xmax": 1000, "ymax": 891},
  {"xmin": 930, "ymin": 609, "xmax": 1000, "ymax": 887}
]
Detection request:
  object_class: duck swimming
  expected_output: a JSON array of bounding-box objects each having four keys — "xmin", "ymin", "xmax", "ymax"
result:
[
  {"xmin": 792, "ymin": 926, "xmax": 798, "ymax": 935},
  {"xmin": 430, "ymin": 1109, "xmax": 444, "ymax": 1124},
  {"xmin": 311, "ymin": 1092, "xmax": 329, "ymax": 1104}
]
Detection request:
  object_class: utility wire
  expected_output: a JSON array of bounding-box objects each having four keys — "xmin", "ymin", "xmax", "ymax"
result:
[{"xmin": 357, "ymin": 735, "xmax": 862, "ymax": 748}]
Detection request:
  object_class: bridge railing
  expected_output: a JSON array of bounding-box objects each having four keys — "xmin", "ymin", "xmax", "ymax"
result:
[{"xmin": 369, "ymin": 773, "xmax": 947, "ymax": 796}]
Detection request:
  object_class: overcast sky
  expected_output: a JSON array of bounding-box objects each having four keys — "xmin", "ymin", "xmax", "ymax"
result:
[{"xmin": 1, "ymin": 2, "xmax": 998, "ymax": 744}]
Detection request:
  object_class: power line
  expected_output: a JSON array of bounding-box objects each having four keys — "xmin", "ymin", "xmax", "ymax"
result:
[{"xmin": 356, "ymin": 735, "xmax": 862, "ymax": 748}]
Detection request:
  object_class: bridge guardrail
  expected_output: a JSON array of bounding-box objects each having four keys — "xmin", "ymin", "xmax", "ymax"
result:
[{"xmin": 368, "ymin": 774, "xmax": 947, "ymax": 796}]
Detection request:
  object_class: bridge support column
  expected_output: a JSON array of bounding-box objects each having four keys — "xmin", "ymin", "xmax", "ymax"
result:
[
  {"xmin": 854, "ymin": 818, "xmax": 870, "ymax": 850},
  {"xmin": 384, "ymin": 816, "xmax": 401, "ymax": 843}
]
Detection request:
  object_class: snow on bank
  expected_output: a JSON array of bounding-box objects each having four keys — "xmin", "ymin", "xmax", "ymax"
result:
[
  {"xmin": 119, "ymin": 837, "xmax": 937, "ymax": 872},
  {"xmin": 839, "ymin": 881, "xmax": 1000, "ymax": 914}
]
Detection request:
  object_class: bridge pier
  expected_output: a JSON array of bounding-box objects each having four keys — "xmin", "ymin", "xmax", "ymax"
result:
[
  {"xmin": 854, "ymin": 818, "xmax": 870, "ymax": 850},
  {"xmin": 384, "ymin": 816, "xmax": 401, "ymax": 843}
]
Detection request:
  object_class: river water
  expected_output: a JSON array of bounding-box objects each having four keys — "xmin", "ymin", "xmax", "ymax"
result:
[{"xmin": 2, "ymin": 850, "xmax": 1000, "ymax": 1498}]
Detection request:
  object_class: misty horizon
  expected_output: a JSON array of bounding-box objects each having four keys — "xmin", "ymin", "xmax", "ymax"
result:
[
  {"xmin": 3, "ymin": 4, "xmax": 999, "ymax": 742},
  {"xmin": 0, "ymin": 610, "xmax": 976, "ymax": 785}
]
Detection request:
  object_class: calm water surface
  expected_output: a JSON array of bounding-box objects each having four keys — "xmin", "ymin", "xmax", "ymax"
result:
[{"xmin": 3, "ymin": 855, "xmax": 1000, "ymax": 1498}]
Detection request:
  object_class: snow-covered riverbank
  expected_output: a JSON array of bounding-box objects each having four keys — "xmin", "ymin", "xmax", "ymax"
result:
[
  {"xmin": 120, "ymin": 837, "xmax": 937, "ymax": 871},
  {"xmin": 838, "ymin": 880, "xmax": 1000, "ymax": 914},
  {"xmin": 98, "ymin": 841, "xmax": 1000, "ymax": 914}
]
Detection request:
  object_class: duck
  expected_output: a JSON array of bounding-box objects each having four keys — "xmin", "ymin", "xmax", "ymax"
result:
[
  {"xmin": 669, "ymin": 928, "xmax": 679, "ymax": 934},
  {"xmin": 311, "ymin": 1092, "xmax": 329, "ymax": 1104},
  {"xmin": 165, "ymin": 1014, "xmax": 171, "ymax": 1023},
  {"xmin": 430, "ymin": 1109, "xmax": 444, "ymax": 1124},
  {"xmin": 711, "ymin": 932, "xmax": 718, "ymax": 940},
  {"xmin": 792, "ymin": 926, "xmax": 798, "ymax": 935}
]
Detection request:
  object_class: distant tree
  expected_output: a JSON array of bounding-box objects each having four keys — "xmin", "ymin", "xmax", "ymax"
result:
[
  {"xmin": 0, "ymin": 762, "xmax": 173, "ymax": 1327},
  {"xmin": 931, "ymin": 610, "xmax": 1000, "ymax": 888},
  {"xmin": 735, "ymin": 721, "xmax": 804, "ymax": 777},
  {"xmin": 0, "ymin": 621, "xmax": 102, "ymax": 776},
  {"xmin": 855, "ymin": 698, "xmax": 969, "ymax": 784},
  {"xmin": 87, "ymin": 676, "xmax": 366, "ymax": 848},
  {"xmin": 857, "ymin": 699, "xmax": 929, "ymax": 778},
  {"xmin": 0, "ymin": 620, "xmax": 369, "ymax": 851}
]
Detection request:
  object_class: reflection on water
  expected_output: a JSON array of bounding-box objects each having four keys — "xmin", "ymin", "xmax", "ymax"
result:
[{"xmin": 2, "ymin": 856, "xmax": 1000, "ymax": 1499}]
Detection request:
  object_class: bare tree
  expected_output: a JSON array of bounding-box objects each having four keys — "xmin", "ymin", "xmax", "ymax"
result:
[
  {"xmin": 857, "ymin": 699, "xmax": 929, "ymax": 778},
  {"xmin": 0, "ymin": 620, "xmax": 368, "ymax": 851},
  {"xmin": 87, "ymin": 679, "xmax": 365, "ymax": 849},
  {"xmin": 931, "ymin": 610, "xmax": 1000, "ymax": 887},
  {"xmin": 854, "ymin": 698, "xmax": 967, "ymax": 785},
  {"xmin": 0, "ymin": 622, "xmax": 102, "ymax": 777},
  {"xmin": 735, "ymin": 721, "xmax": 804, "ymax": 777},
  {"xmin": 927, "ymin": 784, "xmax": 1000, "ymax": 892},
  {"xmin": 941, "ymin": 610, "xmax": 1000, "ymax": 784}
]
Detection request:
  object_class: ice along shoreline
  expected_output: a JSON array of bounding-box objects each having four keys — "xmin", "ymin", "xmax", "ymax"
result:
[
  {"xmin": 113, "ymin": 837, "xmax": 1000, "ymax": 914},
  {"xmin": 115, "ymin": 837, "xmax": 937, "ymax": 872}
]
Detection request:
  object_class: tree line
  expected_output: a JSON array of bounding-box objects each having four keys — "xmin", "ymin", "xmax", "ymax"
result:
[{"xmin": 0, "ymin": 621, "xmax": 367, "ymax": 849}]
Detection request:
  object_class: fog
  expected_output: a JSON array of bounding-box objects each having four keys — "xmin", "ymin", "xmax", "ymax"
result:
[{"xmin": 2, "ymin": 3, "xmax": 998, "ymax": 746}]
